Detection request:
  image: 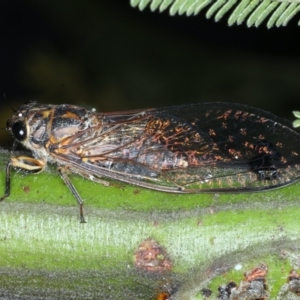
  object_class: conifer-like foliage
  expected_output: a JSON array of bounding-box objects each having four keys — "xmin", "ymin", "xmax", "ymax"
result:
[{"xmin": 131, "ymin": 0, "xmax": 300, "ymax": 27}]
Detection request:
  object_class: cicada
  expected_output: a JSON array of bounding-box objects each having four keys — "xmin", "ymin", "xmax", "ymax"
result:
[{"xmin": 2, "ymin": 101, "xmax": 300, "ymax": 222}]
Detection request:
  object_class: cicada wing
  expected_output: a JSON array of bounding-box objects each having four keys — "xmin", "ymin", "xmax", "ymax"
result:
[{"xmin": 50, "ymin": 102, "xmax": 300, "ymax": 192}]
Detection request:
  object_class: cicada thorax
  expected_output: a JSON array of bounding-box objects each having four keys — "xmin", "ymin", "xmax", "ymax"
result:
[{"xmin": 46, "ymin": 105, "xmax": 102, "ymax": 152}]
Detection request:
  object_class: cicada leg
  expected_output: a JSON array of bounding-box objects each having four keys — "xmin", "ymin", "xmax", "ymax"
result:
[
  {"xmin": 58, "ymin": 167, "xmax": 87, "ymax": 223},
  {"xmin": 0, "ymin": 156, "xmax": 45, "ymax": 201}
]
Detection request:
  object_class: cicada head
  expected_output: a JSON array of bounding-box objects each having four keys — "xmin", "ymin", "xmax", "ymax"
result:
[{"xmin": 6, "ymin": 101, "xmax": 55, "ymax": 159}]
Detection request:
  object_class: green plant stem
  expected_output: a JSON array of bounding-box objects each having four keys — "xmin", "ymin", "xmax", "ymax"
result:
[{"xmin": 0, "ymin": 150, "xmax": 300, "ymax": 299}]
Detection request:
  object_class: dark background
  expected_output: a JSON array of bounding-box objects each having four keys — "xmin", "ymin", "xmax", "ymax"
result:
[{"xmin": 1, "ymin": 0, "xmax": 300, "ymax": 142}]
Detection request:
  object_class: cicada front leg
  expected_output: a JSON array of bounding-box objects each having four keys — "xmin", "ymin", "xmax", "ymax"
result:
[{"xmin": 0, "ymin": 156, "xmax": 46, "ymax": 201}]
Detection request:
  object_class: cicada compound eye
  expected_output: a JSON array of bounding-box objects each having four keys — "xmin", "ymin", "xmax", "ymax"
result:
[{"xmin": 11, "ymin": 121, "xmax": 27, "ymax": 142}]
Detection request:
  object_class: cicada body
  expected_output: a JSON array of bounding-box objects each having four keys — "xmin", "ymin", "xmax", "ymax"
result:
[{"xmin": 2, "ymin": 101, "xmax": 300, "ymax": 222}]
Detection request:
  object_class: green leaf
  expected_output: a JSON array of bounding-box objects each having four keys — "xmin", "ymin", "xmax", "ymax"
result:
[
  {"xmin": 215, "ymin": 0, "xmax": 237, "ymax": 22},
  {"xmin": 150, "ymin": 0, "xmax": 164, "ymax": 11},
  {"xmin": 131, "ymin": 0, "xmax": 300, "ymax": 27},
  {"xmin": 193, "ymin": 0, "xmax": 213, "ymax": 15},
  {"xmin": 267, "ymin": 1, "xmax": 289, "ymax": 28},
  {"xmin": 292, "ymin": 110, "xmax": 300, "ymax": 128}
]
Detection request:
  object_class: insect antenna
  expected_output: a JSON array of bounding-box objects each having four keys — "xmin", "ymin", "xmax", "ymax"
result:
[{"xmin": 3, "ymin": 93, "xmax": 16, "ymax": 113}]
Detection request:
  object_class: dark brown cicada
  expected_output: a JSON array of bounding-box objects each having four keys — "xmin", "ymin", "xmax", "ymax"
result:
[{"xmin": 2, "ymin": 101, "xmax": 300, "ymax": 222}]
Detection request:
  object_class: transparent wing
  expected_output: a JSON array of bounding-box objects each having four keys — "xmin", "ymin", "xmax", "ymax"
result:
[{"xmin": 51, "ymin": 102, "xmax": 300, "ymax": 192}]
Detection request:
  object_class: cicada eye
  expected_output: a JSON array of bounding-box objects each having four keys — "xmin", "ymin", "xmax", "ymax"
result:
[{"xmin": 11, "ymin": 121, "xmax": 27, "ymax": 141}]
